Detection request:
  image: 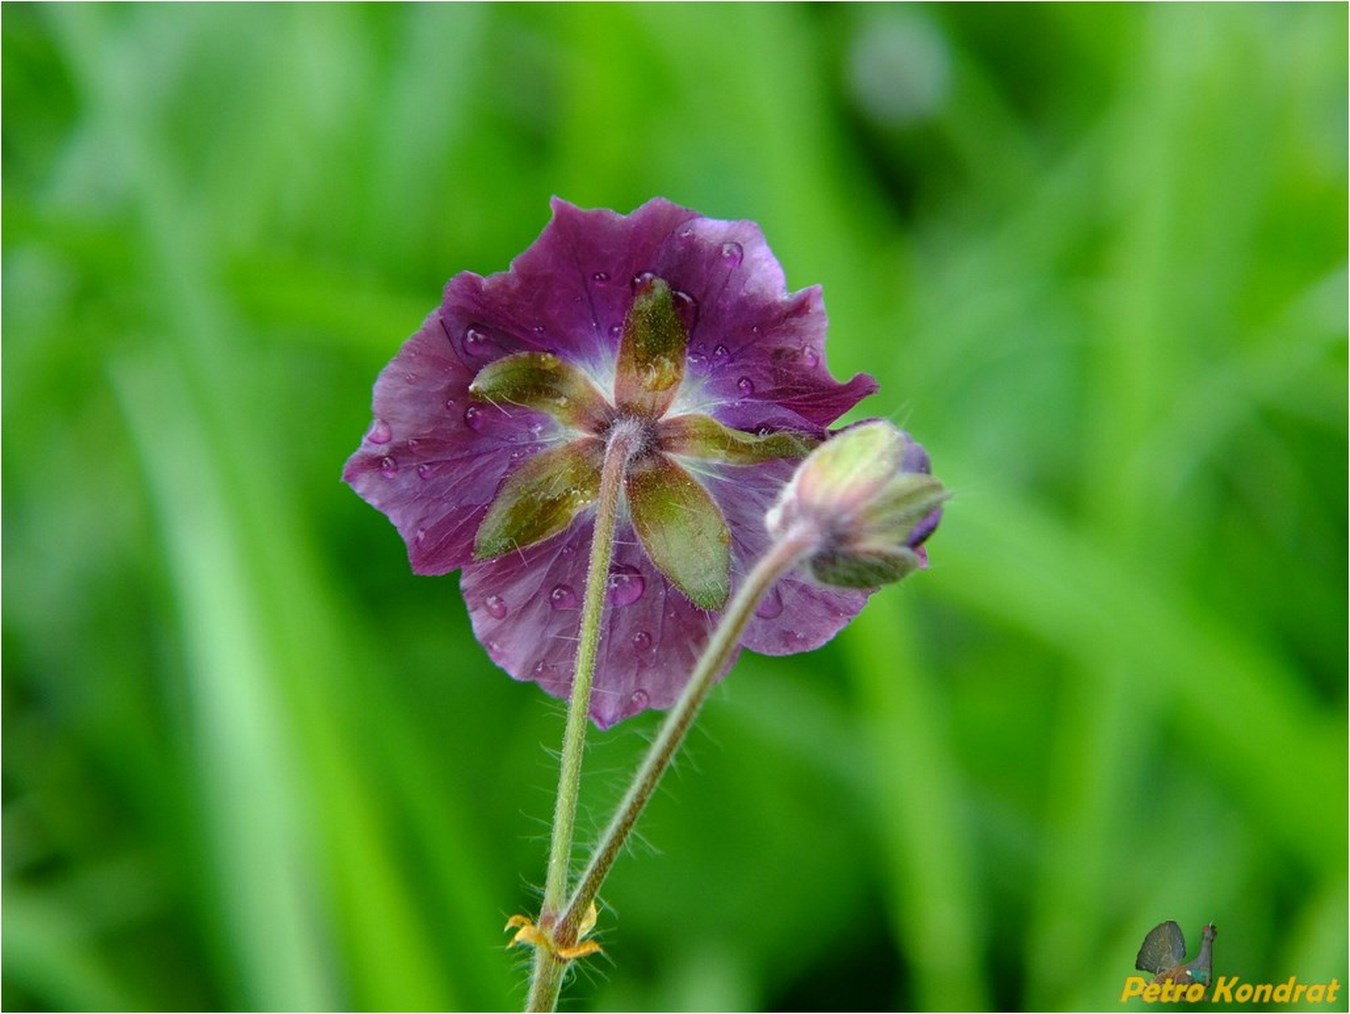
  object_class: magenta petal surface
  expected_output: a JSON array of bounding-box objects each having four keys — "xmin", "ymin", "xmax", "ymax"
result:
[{"xmin": 461, "ymin": 520, "xmax": 722, "ymax": 729}]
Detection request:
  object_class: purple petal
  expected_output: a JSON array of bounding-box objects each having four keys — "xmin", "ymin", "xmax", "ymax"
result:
[
  {"xmin": 342, "ymin": 313, "xmax": 558, "ymax": 574},
  {"xmin": 461, "ymin": 519, "xmax": 725, "ymax": 729}
]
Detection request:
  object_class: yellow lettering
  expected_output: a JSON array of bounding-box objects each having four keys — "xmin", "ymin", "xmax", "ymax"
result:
[
  {"xmin": 1272, "ymin": 976, "xmax": 1295, "ymax": 1002},
  {"xmin": 1329, "ymin": 979, "xmax": 1341, "ymax": 1003},
  {"xmin": 1210, "ymin": 976, "xmax": 1235, "ymax": 1003},
  {"xmin": 1184, "ymin": 982, "xmax": 1205, "ymax": 1002},
  {"xmin": 1306, "ymin": 983, "xmax": 1327, "ymax": 1003},
  {"xmin": 1120, "ymin": 976, "xmax": 1147, "ymax": 1001},
  {"xmin": 1143, "ymin": 982, "xmax": 1161, "ymax": 1002},
  {"xmin": 1292, "ymin": 983, "xmax": 1308, "ymax": 1003},
  {"xmin": 1236, "ymin": 982, "xmax": 1254, "ymax": 1002}
]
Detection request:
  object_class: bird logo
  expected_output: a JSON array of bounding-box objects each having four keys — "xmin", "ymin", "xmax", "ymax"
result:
[{"xmin": 1135, "ymin": 921, "xmax": 1217, "ymax": 993}]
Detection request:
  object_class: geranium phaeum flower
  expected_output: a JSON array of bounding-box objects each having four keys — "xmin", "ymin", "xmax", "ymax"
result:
[{"xmin": 344, "ymin": 198, "xmax": 880, "ymax": 728}]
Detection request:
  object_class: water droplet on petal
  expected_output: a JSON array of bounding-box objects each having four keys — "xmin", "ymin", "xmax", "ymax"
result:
[
  {"xmin": 485, "ymin": 594, "xmax": 508, "ymax": 620},
  {"xmin": 737, "ymin": 376, "xmax": 755, "ymax": 396},
  {"xmin": 509, "ymin": 448, "xmax": 527, "ymax": 461},
  {"xmin": 414, "ymin": 527, "xmax": 427, "ymax": 544},
  {"xmin": 631, "ymin": 630, "xmax": 652, "ymax": 653},
  {"xmin": 712, "ymin": 344, "xmax": 730, "ymax": 362},
  {"xmin": 416, "ymin": 463, "xmax": 432, "ymax": 480},
  {"xmin": 607, "ymin": 565, "xmax": 645, "ymax": 607},
  {"xmin": 755, "ymin": 587, "xmax": 785, "ymax": 619},
  {"xmin": 757, "ymin": 426, "xmax": 773, "ymax": 438},
  {"xmin": 464, "ymin": 405, "xmax": 485, "ymax": 431},
  {"xmin": 465, "ymin": 325, "xmax": 492, "ymax": 357},
  {"xmin": 379, "ymin": 455, "xmax": 398, "ymax": 478},
  {"xmin": 561, "ymin": 543, "xmax": 577, "ymax": 557},
  {"xmin": 549, "ymin": 584, "xmax": 578, "ymax": 610},
  {"xmin": 802, "ymin": 345, "xmax": 820, "ymax": 367},
  {"xmin": 592, "ymin": 271, "xmax": 609, "ymax": 282},
  {"xmin": 673, "ymin": 289, "xmax": 699, "ymax": 332},
  {"xmin": 608, "ymin": 323, "xmax": 622, "ymax": 339},
  {"xmin": 628, "ymin": 689, "xmax": 650, "ymax": 711},
  {"xmin": 444, "ymin": 397, "xmax": 458, "ymax": 412},
  {"xmin": 367, "ymin": 419, "xmax": 392, "ymax": 444},
  {"xmin": 532, "ymin": 324, "xmax": 546, "ymax": 334},
  {"xmin": 632, "ymin": 271, "xmax": 657, "ymax": 290},
  {"xmin": 720, "ymin": 241, "xmax": 743, "ymax": 266}
]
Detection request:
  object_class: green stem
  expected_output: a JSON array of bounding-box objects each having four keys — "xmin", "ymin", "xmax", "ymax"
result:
[
  {"xmin": 526, "ymin": 420, "xmax": 641, "ymax": 1013},
  {"xmin": 554, "ymin": 521, "xmax": 820, "ymax": 950}
]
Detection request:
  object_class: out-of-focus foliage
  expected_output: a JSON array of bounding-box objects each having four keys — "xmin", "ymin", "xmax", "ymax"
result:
[{"xmin": 3, "ymin": 5, "xmax": 1344, "ymax": 1011}]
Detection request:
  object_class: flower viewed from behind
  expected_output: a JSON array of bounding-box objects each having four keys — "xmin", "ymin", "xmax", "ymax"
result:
[{"xmin": 344, "ymin": 198, "xmax": 880, "ymax": 727}]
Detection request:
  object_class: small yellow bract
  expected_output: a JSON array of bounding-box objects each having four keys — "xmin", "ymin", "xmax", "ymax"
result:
[{"xmin": 504, "ymin": 901, "xmax": 602, "ymax": 961}]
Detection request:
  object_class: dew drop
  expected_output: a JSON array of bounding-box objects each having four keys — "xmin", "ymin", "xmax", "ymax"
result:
[
  {"xmin": 561, "ymin": 543, "xmax": 577, "ymax": 557},
  {"xmin": 608, "ymin": 323, "xmax": 622, "ymax": 339},
  {"xmin": 416, "ymin": 463, "xmax": 432, "ymax": 480},
  {"xmin": 379, "ymin": 455, "xmax": 398, "ymax": 479},
  {"xmin": 414, "ymin": 527, "xmax": 427, "ymax": 544},
  {"xmin": 486, "ymin": 639, "xmax": 501, "ymax": 656},
  {"xmin": 485, "ymin": 594, "xmax": 508, "ymax": 620},
  {"xmin": 464, "ymin": 405, "xmax": 485, "ymax": 431},
  {"xmin": 737, "ymin": 376, "xmax": 755, "ymax": 397},
  {"xmin": 592, "ymin": 271, "xmax": 609, "ymax": 282},
  {"xmin": 465, "ymin": 325, "xmax": 491, "ymax": 357},
  {"xmin": 628, "ymin": 689, "xmax": 650, "ymax": 711},
  {"xmin": 366, "ymin": 418, "xmax": 392, "ymax": 444},
  {"xmin": 444, "ymin": 397, "xmax": 458, "ymax": 412},
  {"xmin": 631, "ymin": 630, "xmax": 652, "ymax": 653},
  {"xmin": 606, "ymin": 565, "xmax": 646, "ymax": 607},
  {"xmin": 757, "ymin": 426, "xmax": 773, "ymax": 438},
  {"xmin": 802, "ymin": 345, "xmax": 820, "ymax": 367},
  {"xmin": 755, "ymin": 587, "xmax": 784, "ymax": 619},
  {"xmin": 720, "ymin": 241, "xmax": 744, "ymax": 266},
  {"xmin": 532, "ymin": 323, "xmax": 546, "ymax": 334},
  {"xmin": 672, "ymin": 289, "xmax": 699, "ymax": 332},
  {"xmin": 509, "ymin": 447, "xmax": 527, "ymax": 461},
  {"xmin": 712, "ymin": 344, "xmax": 730, "ymax": 362},
  {"xmin": 549, "ymin": 584, "xmax": 578, "ymax": 610}
]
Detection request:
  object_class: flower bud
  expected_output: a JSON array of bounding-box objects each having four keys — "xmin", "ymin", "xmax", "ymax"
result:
[{"xmin": 766, "ymin": 420, "xmax": 948, "ymax": 588}]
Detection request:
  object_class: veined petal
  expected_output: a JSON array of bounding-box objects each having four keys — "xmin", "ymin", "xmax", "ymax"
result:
[
  {"xmin": 468, "ymin": 351, "xmax": 612, "ymax": 432},
  {"xmin": 614, "ymin": 276, "xmax": 688, "ymax": 418},
  {"xmin": 473, "ymin": 438, "xmax": 604, "ymax": 561},
  {"xmin": 659, "ymin": 412, "xmax": 816, "ymax": 465},
  {"xmin": 626, "ymin": 454, "xmax": 731, "ymax": 610}
]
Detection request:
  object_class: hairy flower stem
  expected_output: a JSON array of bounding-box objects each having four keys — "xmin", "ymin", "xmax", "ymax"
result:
[
  {"xmin": 552, "ymin": 521, "xmax": 822, "ymax": 972},
  {"xmin": 527, "ymin": 420, "xmax": 642, "ymax": 1013}
]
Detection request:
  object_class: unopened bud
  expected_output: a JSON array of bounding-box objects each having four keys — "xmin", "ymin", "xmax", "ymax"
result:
[{"xmin": 766, "ymin": 420, "xmax": 948, "ymax": 588}]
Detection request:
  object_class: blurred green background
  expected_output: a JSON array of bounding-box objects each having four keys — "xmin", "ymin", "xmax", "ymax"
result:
[{"xmin": 4, "ymin": 4, "xmax": 1346, "ymax": 1011}]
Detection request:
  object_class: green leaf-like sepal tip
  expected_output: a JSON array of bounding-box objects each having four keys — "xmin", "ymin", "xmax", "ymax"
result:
[
  {"xmin": 474, "ymin": 438, "xmax": 604, "ymax": 561},
  {"xmin": 614, "ymin": 276, "xmax": 688, "ymax": 418},
  {"xmin": 468, "ymin": 352, "xmax": 613, "ymax": 432},
  {"xmin": 625, "ymin": 454, "xmax": 731, "ymax": 610},
  {"xmin": 658, "ymin": 413, "xmax": 817, "ymax": 464}
]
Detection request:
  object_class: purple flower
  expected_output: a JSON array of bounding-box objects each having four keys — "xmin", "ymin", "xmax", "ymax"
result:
[{"xmin": 344, "ymin": 198, "xmax": 878, "ymax": 728}]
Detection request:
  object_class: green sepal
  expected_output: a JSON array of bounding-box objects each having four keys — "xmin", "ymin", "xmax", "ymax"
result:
[
  {"xmin": 809, "ymin": 546, "xmax": 923, "ymax": 588},
  {"xmin": 468, "ymin": 352, "xmax": 612, "ymax": 432},
  {"xmin": 614, "ymin": 277, "xmax": 688, "ymax": 418},
  {"xmin": 625, "ymin": 453, "xmax": 731, "ymax": 610},
  {"xmin": 659, "ymin": 413, "xmax": 817, "ymax": 464},
  {"xmin": 473, "ymin": 438, "xmax": 604, "ymax": 561}
]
